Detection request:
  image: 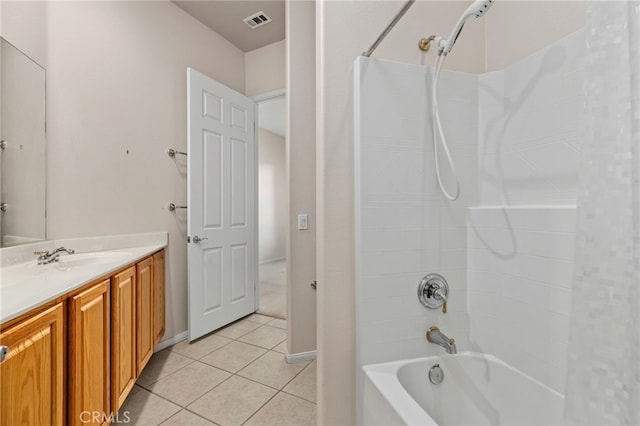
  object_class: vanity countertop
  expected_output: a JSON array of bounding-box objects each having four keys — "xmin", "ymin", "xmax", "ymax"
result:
[{"xmin": 0, "ymin": 233, "xmax": 167, "ymax": 324}]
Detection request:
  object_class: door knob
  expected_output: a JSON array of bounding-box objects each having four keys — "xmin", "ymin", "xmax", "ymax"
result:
[{"xmin": 192, "ymin": 235, "xmax": 208, "ymax": 244}]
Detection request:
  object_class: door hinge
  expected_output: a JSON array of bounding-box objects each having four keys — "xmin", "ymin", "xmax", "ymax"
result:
[{"xmin": 310, "ymin": 280, "xmax": 317, "ymax": 290}]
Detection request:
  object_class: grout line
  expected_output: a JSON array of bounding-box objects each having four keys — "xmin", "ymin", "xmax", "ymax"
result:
[
  {"xmin": 240, "ymin": 390, "xmax": 281, "ymax": 425},
  {"xmin": 159, "ymin": 407, "xmax": 222, "ymax": 426},
  {"xmin": 280, "ymin": 389, "xmax": 317, "ymax": 405},
  {"xmin": 128, "ymin": 313, "xmax": 307, "ymax": 424}
]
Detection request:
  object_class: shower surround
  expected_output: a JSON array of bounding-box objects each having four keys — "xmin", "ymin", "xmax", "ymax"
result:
[{"xmin": 355, "ymin": 28, "xmax": 586, "ymax": 420}]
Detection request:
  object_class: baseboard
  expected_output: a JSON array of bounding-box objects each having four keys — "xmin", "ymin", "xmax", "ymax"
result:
[
  {"xmin": 155, "ymin": 331, "xmax": 188, "ymax": 352},
  {"xmin": 285, "ymin": 350, "xmax": 317, "ymax": 364},
  {"xmin": 259, "ymin": 257, "xmax": 285, "ymax": 265}
]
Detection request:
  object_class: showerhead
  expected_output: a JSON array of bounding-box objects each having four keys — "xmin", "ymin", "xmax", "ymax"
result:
[
  {"xmin": 465, "ymin": 0, "xmax": 494, "ymax": 18},
  {"xmin": 438, "ymin": 0, "xmax": 494, "ymax": 55}
]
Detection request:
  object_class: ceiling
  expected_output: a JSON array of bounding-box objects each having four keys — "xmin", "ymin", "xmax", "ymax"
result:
[
  {"xmin": 173, "ymin": 1, "xmax": 285, "ymax": 52},
  {"xmin": 258, "ymin": 97, "xmax": 285, "ymax": 137}
]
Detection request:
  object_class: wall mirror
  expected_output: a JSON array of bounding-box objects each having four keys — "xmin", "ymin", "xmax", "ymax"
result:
[{"xmin": 0, "ymin": 37, "xmax": 46, "ymax": 247}]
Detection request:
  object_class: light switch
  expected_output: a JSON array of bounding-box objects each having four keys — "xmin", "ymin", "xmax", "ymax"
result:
[{"xmin": 298, "ymin": 214, "xmax": 308, "ymax": 230}]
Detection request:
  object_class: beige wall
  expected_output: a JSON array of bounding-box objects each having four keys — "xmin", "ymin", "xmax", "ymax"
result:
[
  {"xmin": 45, "ymin": 1, "xmax": 245, "ymax": 341},
  {"xmin": 286, "ymin": 0, "xmax": 317, "ymax": 356},
  {"xmin": 485, "ymin": 1, "xmax": 587, "ymax": 71},
  {"xmin": 258, "ymin": 128, "xmax": 286, "ymax": 262},
  {"xmin": 0, "ymin": 1, "xmax": 46, "ymax": 67},
  {"xmin": 245, "ymin": 26, "xmax": 317, "ymax": 356},
  {"xmin": 316, "ymin": 0, "xmax": 587, "ymax": 424},
  {"xmin": 245, "ymin": 40, "xmax": 285, "ymax": 97}
]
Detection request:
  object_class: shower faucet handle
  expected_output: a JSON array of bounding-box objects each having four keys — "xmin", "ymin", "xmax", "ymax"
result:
[{"xmin": 418, "ymin": 273, "xmax": 450, "ymax": 314}]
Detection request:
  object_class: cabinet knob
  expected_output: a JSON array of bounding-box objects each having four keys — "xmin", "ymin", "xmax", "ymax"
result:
[{"xmin": 0, "ymin": 345, "xmax": 8, "ymax": 363}]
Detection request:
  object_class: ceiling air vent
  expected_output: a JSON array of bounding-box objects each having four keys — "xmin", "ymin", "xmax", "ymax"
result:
[{"xmin": 243, "ymin": 11, "xmax": 272, "ymax": 29}]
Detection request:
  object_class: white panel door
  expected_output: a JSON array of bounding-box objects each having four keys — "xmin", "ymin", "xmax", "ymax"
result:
[{"xmin": 187, "ymin": 68, "xmax": 257, "ymax": 340}]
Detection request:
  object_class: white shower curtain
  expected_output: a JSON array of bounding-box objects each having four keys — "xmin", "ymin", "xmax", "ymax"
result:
[{"xmin": 564, "ymin": 1, "xmax": 639, "ymax": 425}]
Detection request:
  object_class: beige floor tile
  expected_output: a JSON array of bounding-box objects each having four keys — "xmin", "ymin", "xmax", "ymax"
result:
[
  {"xmin": 283, "ymin": 361, "xmax": 316, "ymax": 403},
  {"xmin": 160, "ymin": 409, "xmax": 215, "ymax": 426},
  {"xmin": 272, "ymin": 341, "xmax": 287, "ymax": 354},
  {"xmin": 215, "ymin": 320, "xmax": 262, "ymax": 339},
  {"xmin": 119, "ymin": 387, "xmax": 181, "ymax": 425},
  {"xmin": 187, "ymin": 376, "xmax": 276, "ymax": 426},
  {"xmin": 237, "ymin": 325, "xmax": 286, "ymax": 349},
  {"xmin": 136, "ymin": 350, "xmax": 194, "ymax": 387},
  {"xmin": 257, "ymin": 260, "xmax": 286, "ymax": 318},
  {"xmin": 267, "ymin": 318, "xmax": 286, "ymax": 329},
  {"xmin": 147, "ymin": 361, "xmax": 231, "ymax": 406},
  {"xmin": 199, "ymin": 341, "xmax": 267, "ymax": 373},
  {"xmin": 244, "ymin": 392, "xmax": 316, "ymax": 426},
  {"xmin": 245, "ymin": 313, "xmax": 273, "ymax": 324},
  {"xmin": 238, "ymin": 351, "xmax": 308, "ymax": 389},
  {"xmin": 169, "ymin": 334, "xmax": 232, "ymax": 360},
  {"xmin": 130, "ymin": 384, "xmax": 144, "ymax": 397}
]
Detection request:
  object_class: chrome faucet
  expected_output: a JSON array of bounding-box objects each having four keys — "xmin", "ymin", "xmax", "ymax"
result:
[
  {"xmin": 35, "ymin": 247, "xmax": 75, "ymax": 265},
  {"xmin": 426, "ymin": 326, "xmax": 457, "ymax": 354}
]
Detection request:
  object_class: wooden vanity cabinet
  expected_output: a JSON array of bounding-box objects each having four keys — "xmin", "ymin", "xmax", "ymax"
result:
[
  {"xmin": 0, "ymin": 248, "xmax": 166, "ymax": 422},
  {"xmin": 111, "ymin": 265, "xmax": 137, "ymax": 412},
  {"xmin": 0, "ymin": 303, "xmax": 65, "ymax": 426},
  {"xmin": 136, "ymin": 257, "xmax": 154, "ymax": 373},
  {"xmin": 68, "ymin": 278, "xmax": 111, "ymax": 426},
  {"xmin": 111, "ymin": 250, "xmax": 166, "ymax": 412},
  {"xmin": 152, "ymin": 250, "xmax": 165, "ymax": 347}
]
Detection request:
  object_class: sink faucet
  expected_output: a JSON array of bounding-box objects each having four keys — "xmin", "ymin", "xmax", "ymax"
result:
[
  {"xmin": 426, "ymin": 326, "xmax": 457, "ymax": 354},
  {"xmin": 35, "ymin": 247, "xmax": 75, "ymax": 265}
]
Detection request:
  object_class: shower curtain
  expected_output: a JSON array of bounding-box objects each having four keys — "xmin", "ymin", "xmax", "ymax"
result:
[{"xmin": 564, "ymin": 1, "xmax": 639, "ymax": 425}]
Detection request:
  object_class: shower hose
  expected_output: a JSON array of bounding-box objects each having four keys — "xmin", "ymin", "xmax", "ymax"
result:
[{"xmin": 432, "ymin": 53, "xmax": 460, "ymax": 201}]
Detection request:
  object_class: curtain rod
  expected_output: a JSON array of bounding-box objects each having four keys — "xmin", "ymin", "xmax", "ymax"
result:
[{"xmin": 362, "ymin": 0, "xmax": 416, "ymax": 57}]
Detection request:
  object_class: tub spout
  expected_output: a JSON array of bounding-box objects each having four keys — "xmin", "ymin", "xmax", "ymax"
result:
[{"xmin": 426, "ymin": 326, "xmax": 457, "ymax": 354}]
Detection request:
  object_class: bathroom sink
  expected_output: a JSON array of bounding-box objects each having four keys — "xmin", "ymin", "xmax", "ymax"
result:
[{"xmin": 54, "ymin": 251, "xmax": 131, "ymax": 271}]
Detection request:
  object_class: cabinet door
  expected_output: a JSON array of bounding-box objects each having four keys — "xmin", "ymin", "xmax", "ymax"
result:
[
  {"xmin": 0, "ymin": 303, "xmax": 65, "ymax": 426},
  {"xmin": 152, "ymin": 250, "xmax": 165, "ymax": 347},
  {"xmin": 136, "ymin": 257, "xmax": 154, "ymax": 373},
  {"xmin": 69, "ymin": 279, "xmax": 110, "ymax": 426},
  {"xmin": 111, "ymin": 266, "xmax": 136, "ymax": 412}
]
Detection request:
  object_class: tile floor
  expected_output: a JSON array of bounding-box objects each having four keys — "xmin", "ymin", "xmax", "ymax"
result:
[
  {"xmin": 120, "ymin": 313, "xmax": 316, "ymax": 426},
  {"xmin": 257, "ymin": 260, "xmax": 286, "ymax": 319}
]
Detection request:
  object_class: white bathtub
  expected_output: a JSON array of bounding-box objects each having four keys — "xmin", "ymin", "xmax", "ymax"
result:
[{"xmin": 363, "ymin": 352, "xmax": 564, "ymax": 426}]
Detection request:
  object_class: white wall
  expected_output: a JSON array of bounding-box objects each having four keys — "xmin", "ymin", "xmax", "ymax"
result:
[
  {"xmin": 318, "ymin": 1, "xmax": 587, "ymax": 423},
  {"xmin": 317, "ymin": 2, "xmax": 485, "ymax": 423},
  {"xmin": 467, "ymin": 206, "xmax": 576, "ymax": 393},
  {"xmin": 478, "ymin": 29, "xmax": 586, "ymax": 205},
  {"xmin": 355, "ymin": 58, "xmax": 478, "ymax": 421},
  {"xmin": 258, "ymin": 128, "xmax": 286, "ymax": 263},
  {"xmin": 468, "ymin": 28, "xmax": 586, "ymax": 395},
  {"xmin": 245, "ymin": 40, "xmax": 285, "ymax": 97},
  {"xmin": 45, "ymin": 1, "xmax": 246, "ymax": 342},
  {"xmin": 356, "ymin": 18, "xmax": 585, "ymax": 416}
]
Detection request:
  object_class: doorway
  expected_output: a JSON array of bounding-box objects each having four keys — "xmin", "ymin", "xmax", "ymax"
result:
[{"xmin": 256, "ymin": 93, "xmax": 286, "ymax": 319}]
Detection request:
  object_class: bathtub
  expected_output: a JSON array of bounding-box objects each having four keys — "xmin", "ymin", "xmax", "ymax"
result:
[{"xmin": 363, "ymin": 352, "xmax": 564, "ymax": 426}]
